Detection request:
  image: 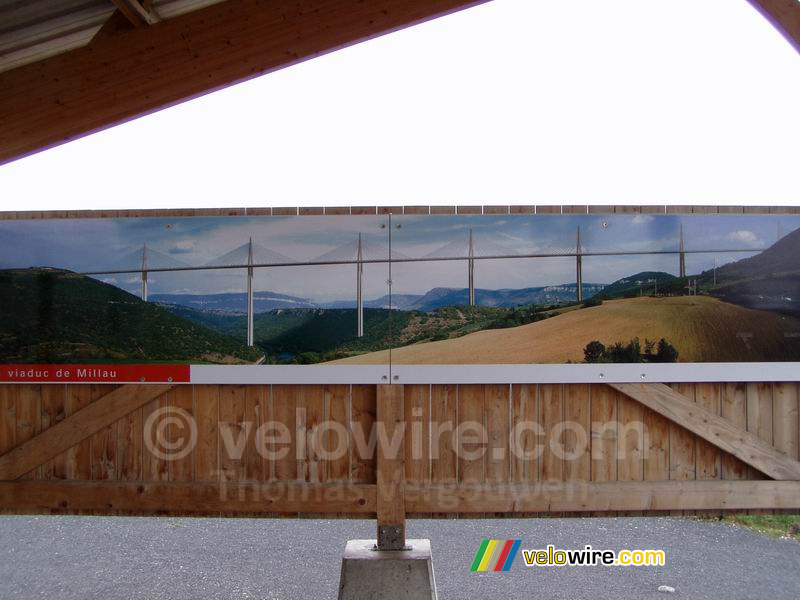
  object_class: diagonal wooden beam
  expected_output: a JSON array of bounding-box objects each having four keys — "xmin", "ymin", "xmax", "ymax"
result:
[
  {"xmin": 748, "ymin": 0, "xmax": 800, "ymax": 55},
  {"xmin": 609, "ymin": 383, "xmax": 800, "ymax": 481},
  {"xmin": 0, "ymin": 0, "xmax": 491, "ymax": 165},
  {"xmin": 0, "ymin": 384, "xmax": 173, "ymax": 481}
]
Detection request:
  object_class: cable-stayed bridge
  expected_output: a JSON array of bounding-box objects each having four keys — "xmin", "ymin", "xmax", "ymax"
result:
[{"xmin": 84, "ymin": 228, "xmax": 771, "ymax": 346}]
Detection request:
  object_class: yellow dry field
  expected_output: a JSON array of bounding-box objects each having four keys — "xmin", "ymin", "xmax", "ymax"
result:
[{"xmin": 330, "ymin": 296, "xmax": 800, "ymax": 364}]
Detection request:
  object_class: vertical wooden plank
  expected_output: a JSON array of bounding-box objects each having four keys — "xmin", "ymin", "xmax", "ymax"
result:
[
  {"xmin": 485, "ymin": 384, "xmax": 509, "ymax": 518},
  {"xmin": 485, "ymin": 384, "xmax": 509, "ymax": 484},
  {"xmin": 617, "ymin": 391, "xmax": 644, "ymax": 516},
  {"xmin": 350, "ymin": 384, "xmax": 377, "ymax": 484},
  {"xmin": 272, "ymin": 384, "xmax": 297, "ymax": 482},
  {"xmin": 114, "ymin": 386, "xmax": 143, "ymax": 517},
  {"xmin": 376, "ymin": 384, "xmax": 406, "ymax": 549},
  {"xmin": 773, "ymin": 383, "xmax": 799, "ymax": 516},
  {"xmin": 168, "ymin": 386, "xmax": 195, "ymax": 483},
  {"xmin": 458, "ymin": 384, "xmax": 485, "ymax": 519},
  {"xmin": 404, "ymin": 385, "xmax": 430, "ymax": 520},
  {"xmin": 540, "ymin": 384, "xmax": 564, "ymax": 483},
  {"xmin": 747, "ymin": 383, "xmax": 774, "ymax": 446},
  {"xmin": 511, "ymin": 384, "xmax": 539, "ymax": 518},
  {"xmin": 297, "ymin": 385, "xmax": 325, "ymax": 483},
  {"xmin": 721, "ymin": 383, "xmax": 751, "ymax": 482},
  {"xmin": 431, "ymin": 384, "xmax": 457, "ymax": 518},
  {"xmin": 242, "ymin": 385, "xmax": 264, "ymax": 483},
  {"xmin": 0, "ymin": 386, "xmax": 13, "ymax": 514},
  {"xmin": 325, "ymin": 384, "xmax": 350, "ymax": 482},
  {"xmin": 0, "ymin": 386, "xmax": 14, "ymax": 456},
  {"xmin": 142, "ymin": 389, "xmax": 169, "ymax": 483},
  {"xmin": 563, "ymin": 384, "xmax": 590, "ymax": 483},
  {"xmin": 457, "ymin": 385, "xmax": 485, "ymax": 486},
  {"xmin": 64, "ymin": 385, "xmax": 92, "ymax": 481},
  {"xmin": 773, "ymin": 383, "xmax": 799, "ymax": 460},
  {"xmin": 241, "ymin": 385, "xmax": 266, "ymax": 517},
  {"xmin": 511, "ymin": 385, "xmax": 537, "ymax": 484},
  {"xmin": 668, "ymin": 383, "xmax": 696, "ymax": 515},
  {"xmin": 219, "ymin": 385, "xmax": 247, "ymax": 483},
  {"xmin": 642, "ymin": 405, "xmax": 670, "ymax": 515},
  {"xmin": 116, "ymin": 400, "xmax": 142, "ymax": 482},
  {"xmin": 747, "ymin": 383, "xmax": 774, "ymax": 515},
  {"xmin": 590, "ymin": 384, "xmax": 616, "ymax": 480},
  {"xmin": 590, "ymin": 384, "xmax": 616, "ymax": 516},
  {"xmin": 90, "ymin": 385, "xmax": 117, "ymax": 483},
  {"xmin": 40, "ymin": 385, "xmax": 67, "ymax": 481},
  {"xmin": 194, "ymin": 385, "xmax": 219, "ymax": 482},
  {"xmin": 695, "ymin": 383, "xmax": 722, "ymax": 482},
  {"xmin": 668, "ymin": 384, "xmax": 696, "ymax": 480},
  {"xmin": 617, "ymin": 393, "xmax": 643, "ymax": 481},
  {"xmin": 15, "ymin": 385, "xmax": 42, "ymax": 479}
]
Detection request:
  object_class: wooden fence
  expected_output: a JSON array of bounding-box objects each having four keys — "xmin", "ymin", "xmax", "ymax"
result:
[
  {"xmin": 1, "ymin": 382, "xmax": 798, "ymax": 526},
  {"xmin": 1, "ymin": 204, "xmax": 799, "ymax": 545}
]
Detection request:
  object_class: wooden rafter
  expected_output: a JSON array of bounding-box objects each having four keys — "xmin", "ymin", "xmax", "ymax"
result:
[
  {"xmin": 0, "ymin": 0, "xmax": 491, "ymax": 166},
  {"xmin": 609, "ymin": 383, "xmax": 800, "ymax": 481},
  {"xmin": 0, "ymin": 384, "xmax": 174, "ymax": 481},
  {"xmin": 111, "ymin": 0, "xmax": 160, "ymax": 27}
]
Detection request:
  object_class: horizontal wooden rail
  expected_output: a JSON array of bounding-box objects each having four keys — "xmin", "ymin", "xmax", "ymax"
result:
[
  {"xmin": 2, "ymin": 480, "xmax": 798, "ymax": 514},
  {"xmin": 405, "ymin": 481, "xmax": 800, "ymax": 513},
  {"xmin": 0, "ymin": 481, "xmax": 376, "ymax": 514}
]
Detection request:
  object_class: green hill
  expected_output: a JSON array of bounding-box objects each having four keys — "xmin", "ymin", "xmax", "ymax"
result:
[
  {"xmin": 698, "ymin": 227, "xmax": 800, "ymax": 316},
  {"xmin": 163, "ymin": 304, "xmax": 561, "ymax": 363},
  {"xmin": 594, "ymin": 271, "xmax": 680, "ymax": 299},
  {"xmin": 0, "ymin": 269, "xmax": 261, "ymax": 364}
]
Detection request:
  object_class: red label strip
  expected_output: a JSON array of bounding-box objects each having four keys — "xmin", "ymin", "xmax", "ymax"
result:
[{"xmin": 0, "ymin": 364, "xmax": 191, "ymax": 383}]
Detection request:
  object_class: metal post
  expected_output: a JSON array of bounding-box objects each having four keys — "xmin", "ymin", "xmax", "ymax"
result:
[
  {"xmin": 468, "ymin": 229, "xmax": 475, "ymax": 306},
  {"xmin": 247, "ymin": 237, "xmax": 254, "ymax": 347},
  {"xmin": 576, "ymin": 226, "xmax": 583, "ymax": 303},
  {"xmin": 679, "ymin": 224, "xmax": 686, "ymax": 278},
  {"xmin": 357, "ymin": 233, "xmax": 364, "ymax": 338},
  {"xmin": 141, "ymin": 243, "xmax": 148, "ymax": 302}
]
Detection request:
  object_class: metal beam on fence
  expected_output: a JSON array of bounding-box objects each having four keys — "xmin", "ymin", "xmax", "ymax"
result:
[
  {"xmin": 247, "ymin": 237, "xmax": 254, "ymax": 347},
  {"xmin": 357, "ymin": 233, "xmax": 364, "ymax": 338}
]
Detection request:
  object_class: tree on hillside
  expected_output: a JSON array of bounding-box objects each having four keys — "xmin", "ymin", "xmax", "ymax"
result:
[
  {"xmin": 584, "ymin": 340, "xmax": 606, "ymax": 363},
  {"xmin": 582, "ymin": 337, "xmax": 679, "ymax": 363},
  {"xmin": 654, "ymin": 338, "xmax": 679, "ymax": 363}
]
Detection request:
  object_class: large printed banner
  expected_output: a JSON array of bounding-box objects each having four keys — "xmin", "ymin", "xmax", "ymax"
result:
[{"xmin": 1, "ymin": 212, "xmax": 799, "ymax": 383}]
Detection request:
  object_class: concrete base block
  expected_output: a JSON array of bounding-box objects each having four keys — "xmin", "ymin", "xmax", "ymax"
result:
[{"xmin": 337, "ymin": 539, "xmax": 437, "ymax": 600}]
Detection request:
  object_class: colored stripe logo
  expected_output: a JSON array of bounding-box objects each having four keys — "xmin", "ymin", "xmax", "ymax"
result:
[{"xmin": 470, "ymin": 540, "xmax": 522, "ymax": 572}]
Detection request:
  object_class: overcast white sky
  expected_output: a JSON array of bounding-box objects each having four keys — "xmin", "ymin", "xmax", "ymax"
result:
[{"xmin": 0, "ymin": 0, "xmax": 798, "ymax": 211}]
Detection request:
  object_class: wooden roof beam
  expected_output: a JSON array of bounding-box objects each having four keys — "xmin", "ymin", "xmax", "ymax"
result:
[
  {"xmin": 747, "ymin": 0, "xmax": 800, "ymax": 54},
  {"xmin": 0, "ymin": 0, "xmax": 491, "ymax": 166}
]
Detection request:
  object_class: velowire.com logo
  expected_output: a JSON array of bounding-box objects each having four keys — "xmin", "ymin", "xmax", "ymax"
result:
[{"xmin": 470, "ymin": 540, "xmax": 522, "ymax": 572}]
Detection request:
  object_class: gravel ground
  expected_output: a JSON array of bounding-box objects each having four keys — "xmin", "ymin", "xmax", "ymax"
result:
[{"xmin": 1, "ymin": 515, "xmax": 799, "ymax": 599}]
